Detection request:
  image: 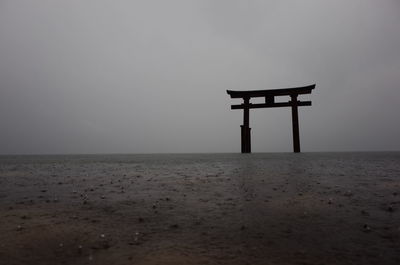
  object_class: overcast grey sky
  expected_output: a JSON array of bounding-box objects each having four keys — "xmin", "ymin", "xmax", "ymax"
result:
[{"xmin": 1, "ymin": 0, "xmax": 399, "ymax": 154}]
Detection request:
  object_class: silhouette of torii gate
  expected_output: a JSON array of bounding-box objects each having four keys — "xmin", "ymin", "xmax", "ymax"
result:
[{"xmin": 227, "ymin": 84, "xmax": 315, "ymax": 153}]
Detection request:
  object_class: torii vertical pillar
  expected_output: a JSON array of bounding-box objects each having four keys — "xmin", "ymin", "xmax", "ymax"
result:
[
  {"xmin": 241, "ymin": 97, "xmax": 251, "ymax": 153},
  {"xmin": 291, "ymin": 94, "xmax": 300, "ymax": 153},
  {"xmin": 227, "ymin": 84, "xmax": 315, "ymax": 153}
]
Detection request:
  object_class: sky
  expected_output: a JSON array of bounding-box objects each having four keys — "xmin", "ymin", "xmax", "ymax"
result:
[{"xmin": 1, "ymin": 0, "xmax": 399, "ymax": 154}]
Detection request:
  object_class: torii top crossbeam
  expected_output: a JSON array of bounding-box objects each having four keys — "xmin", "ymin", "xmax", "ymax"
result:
[
  {"xmin": 227, "ymin": 84, "xmax": 314, "ymax": 98},
  {"xmin": 227, "ymin": 84, "xmax": 315, "ymax": 153}
]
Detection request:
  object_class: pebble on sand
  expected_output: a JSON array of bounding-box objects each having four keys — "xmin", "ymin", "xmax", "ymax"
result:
[
  {"xmin": 361, "ymin": 210, "xmax": 369, "ymax": 216},
  {"xmin": 78, "ymin": 245, "xmax": 83, "ymax": 254},
  {"xmin": 363, "ymin": 224, "xmax": 371, "ymax": 232}
]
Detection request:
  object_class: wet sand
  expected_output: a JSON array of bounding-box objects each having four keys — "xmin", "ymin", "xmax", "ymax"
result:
[{"xmin": 0, "ymin": 153, "xmax": 399, "ymax": 265}]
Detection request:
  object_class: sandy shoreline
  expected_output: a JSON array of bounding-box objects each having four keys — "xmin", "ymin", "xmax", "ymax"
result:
[{"xmin": 0, "ymin": 153, "xmax": 399, "ymax": 264}]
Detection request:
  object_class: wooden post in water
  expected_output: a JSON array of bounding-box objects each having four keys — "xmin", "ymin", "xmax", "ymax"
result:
[{"xmin": 227, "ymin": 84, "xmax": 315, "ymax": 153}]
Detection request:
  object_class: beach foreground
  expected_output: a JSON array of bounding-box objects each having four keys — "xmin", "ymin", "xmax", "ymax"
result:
[{"xmin": 0, "ymin": 153, "xmax": 399, "ymax": 265}]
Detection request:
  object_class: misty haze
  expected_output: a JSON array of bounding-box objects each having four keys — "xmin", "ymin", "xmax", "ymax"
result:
[
  {"xmin": 0, "ymin": 1, "xmax": 399, "ymax": 265},
  {"xmin": 1, "ymin": 0, "xmax": 399, "ymax": 154}
]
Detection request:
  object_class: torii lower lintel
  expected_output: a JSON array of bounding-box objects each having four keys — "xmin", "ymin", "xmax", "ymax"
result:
[{"xmin": 227, "ymin": 84, "xmax": 315, "ymax": 153}]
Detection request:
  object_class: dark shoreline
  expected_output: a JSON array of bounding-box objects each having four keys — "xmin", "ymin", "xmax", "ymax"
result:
[{"xmin": 1, "ymin": 153, "xmax": 399, "ymax": 265}]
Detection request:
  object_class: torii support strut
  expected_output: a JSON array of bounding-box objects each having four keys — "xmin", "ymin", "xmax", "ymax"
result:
[{"xmin": 227, "ymin": 84, "xmax": 315, "ymax": 153}]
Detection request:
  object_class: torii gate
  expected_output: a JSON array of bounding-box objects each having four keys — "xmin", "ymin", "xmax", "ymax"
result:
[{"xmin": 227, "ymin": 84, "xmax": 315, "ymax": 153}]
